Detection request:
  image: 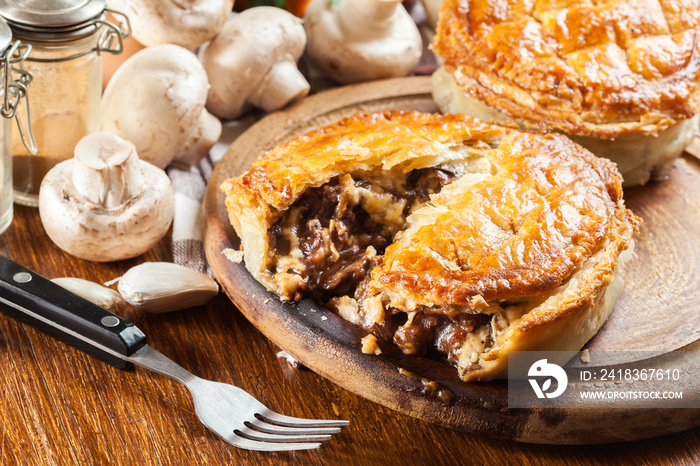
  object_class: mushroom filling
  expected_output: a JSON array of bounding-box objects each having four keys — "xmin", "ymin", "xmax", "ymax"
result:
[
  {"xmin": 267, "ymin": 167, "xmax": 505, "ymax": 361},
  {"xmin": 269, "ymin": 168, "xmax": 454, "ymax": 298}
]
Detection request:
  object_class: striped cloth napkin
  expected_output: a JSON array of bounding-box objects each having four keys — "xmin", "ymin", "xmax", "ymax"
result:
[{"xmin": 167, "ymin": 3, "xmax": 439, "ymax": 276}]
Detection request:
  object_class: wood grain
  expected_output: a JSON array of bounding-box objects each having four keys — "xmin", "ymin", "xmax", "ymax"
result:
[
  {"xmin": 0, "ymin": 79, "xmax": 696, "ymax": 464},
  {"xmin": 588, "ymin": 158, "xmax": 700, "ymax": 352},
  {"xmin": 203, "ymin": 77, "xmax": 700, "ymax": 445}
]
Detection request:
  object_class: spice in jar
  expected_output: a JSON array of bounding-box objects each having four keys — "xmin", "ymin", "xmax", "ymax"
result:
[{"xmin": 0, "ymin": 0, "xmax": 129, "ymax": 206}]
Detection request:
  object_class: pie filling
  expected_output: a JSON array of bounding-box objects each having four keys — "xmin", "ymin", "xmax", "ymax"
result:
[{"xmin": 266, "ymin": 167, "xmax": 530, "ymax": 368}]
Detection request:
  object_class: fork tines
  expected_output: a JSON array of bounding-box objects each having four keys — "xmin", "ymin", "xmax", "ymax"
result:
[{"xmin": 228, "ymin": 409, "xmax": 350, "ymax": 451}]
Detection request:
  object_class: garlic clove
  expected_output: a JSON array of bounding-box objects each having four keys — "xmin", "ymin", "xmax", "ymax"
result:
[
  {"xmin": 51, "ymin": 277, "xmax": 126, "ymax": 312},
  {"xmin": 118, "ymin": 262, "xmax": 219, "ymax": 314}
]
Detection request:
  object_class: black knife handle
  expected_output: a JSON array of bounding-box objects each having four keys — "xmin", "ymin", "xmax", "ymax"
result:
[{"xmin": 0, "ymin": 256, "xmax": 146, "ymax": 369}]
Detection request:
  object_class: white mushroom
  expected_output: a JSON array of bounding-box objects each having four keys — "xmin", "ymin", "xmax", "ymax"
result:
[
  {"xmin": 303, "ymin": 0, "xmax": 423, "ymax": 84},
  {"xmin": 38, "ymin": 132, "xmax": 174, "ymax": 262},
  {"xmin": 200, "ymin": 7, "xmax": 309, "ymax": 120},
  {"xmin": 101, "ymin": 44, "xmax": 222, "ymax": 169},
  {"xmin": 106, "ymin": 0, "xmax": 234, "ymax": 50}
]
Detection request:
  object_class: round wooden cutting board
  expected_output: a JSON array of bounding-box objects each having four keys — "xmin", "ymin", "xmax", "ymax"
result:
[{"xmin": 203, "ymin": 77, "xmax": 700, "ymax": 445}]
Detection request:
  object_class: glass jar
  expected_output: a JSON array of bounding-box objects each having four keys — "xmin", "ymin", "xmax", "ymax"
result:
[
  {"xmin": 0, "ymin": 0, "xmax": 129, "ymax": 206},
  {"xmin": 0, "ymin": 17, "xmax": 34, "ymax": 234}
]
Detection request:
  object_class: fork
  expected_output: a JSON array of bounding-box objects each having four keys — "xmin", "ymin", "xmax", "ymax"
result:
[{"xmin": 0, "ymin": 256, "xmax": 348, "ymax": 451}]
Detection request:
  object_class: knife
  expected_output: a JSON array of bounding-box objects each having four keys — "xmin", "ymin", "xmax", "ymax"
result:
[
  {"xmin": 0, "ymin": 255, "xmax": 349, "ymax": 451},
  {"xmin": 0, "ymin": 255, "xmax": 145, "ymax": 369}
]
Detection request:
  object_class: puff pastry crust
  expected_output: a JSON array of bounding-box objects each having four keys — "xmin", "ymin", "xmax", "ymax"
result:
[
  {"xmin": 433, "ymin": 0, "xmax": 700, "ymax": 138},
  {"xmin": 222, "ymin": 111, "xmax": 640, "ymax": 381}
]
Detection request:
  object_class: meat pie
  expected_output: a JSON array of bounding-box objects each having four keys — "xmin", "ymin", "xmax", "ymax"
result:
[
  {"xmin": 432, "ymin": 0, "xmax": 700, "ymax": 186},
  {"xmin": 221, "ymin": 111, "xmax": 640, "ymax": 381}
]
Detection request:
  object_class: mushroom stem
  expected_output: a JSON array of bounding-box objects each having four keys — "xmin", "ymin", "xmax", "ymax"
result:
[
  {"xmin": 201, "ymin": 8, "xmax": 308, "ymax": 119},
  {"xmin": 247, "ymin": 57, "xmax": 310, "ymax": 113},
  {"xmin": 39, "ymin": 131, "xmax": 174, "ymax": 262},
  {"xmin": 72, "ymin": 132, "xmax": 144, "ymax": 209},
  {"xmin": 338, "ymin": 0, "xmax": 401, "ymax": 32},
  {"xmin": 175, "ymin": 108, "xmax": 223, "ymax": 166}
]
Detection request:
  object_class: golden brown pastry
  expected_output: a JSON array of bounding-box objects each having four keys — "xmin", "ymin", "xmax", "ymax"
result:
[
  {"xmin": 221, "ymin": 111, "xmax": 640, "ymax": 381},
  {"xmin": 432, "ymin": 0, "xmax": 700, "ymax": 186}
]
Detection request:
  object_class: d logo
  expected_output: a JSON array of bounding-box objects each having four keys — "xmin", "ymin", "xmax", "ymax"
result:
[{"xmin": 528, "ymin": 359, "xmax": 568, "ymax": 399}]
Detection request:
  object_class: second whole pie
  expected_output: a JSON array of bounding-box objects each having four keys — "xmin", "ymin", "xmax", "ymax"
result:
[{"xmin": 432, "ymin": 0, "xmax": 700, "ymax": 186}]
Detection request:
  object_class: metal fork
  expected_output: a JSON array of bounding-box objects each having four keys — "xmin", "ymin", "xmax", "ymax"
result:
[
  {"xmin": 131, "ymin": 345, "xmax": 348, "ymax": 451},
  {"xmin": 0, "ymin": 256, "xmax": 348, "ymax": 451}
]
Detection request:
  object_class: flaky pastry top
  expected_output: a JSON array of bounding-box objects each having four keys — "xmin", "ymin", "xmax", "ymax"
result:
[
  {"xmin": 371, "ymin": 126, "xmax": 636, "ymax": 307},
  {"xmin": 222, "ymin": 111, "xmax": 506, "ymax": 218},
  {"xmin": 222, "ymin": 111, "xmax": 638, "ymax": 308},
  {"xmin": 433, "ymin": 0, "xmax": 700, "ymax": 138}
]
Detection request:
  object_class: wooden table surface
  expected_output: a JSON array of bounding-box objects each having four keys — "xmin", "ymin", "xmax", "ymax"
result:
[{"xmin": 0, "ymin": 204, "xmax": 698, "ymax": 465}]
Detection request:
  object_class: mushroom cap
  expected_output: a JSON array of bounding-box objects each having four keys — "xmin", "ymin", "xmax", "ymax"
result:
[
  {"xmin": 101, "ymin": 44, "xmax": 221, "ymax": 169},
  {"xmin": 39, "ymin": 158, "xmax": 174, "ymax": 262},
  {"xmin": 106, "ymin": 0, "xmax": 234, "ymax": 49},
  {"xmin": 303, "ymin": 0, "xmax": 423, "ymax": 84},
  {"xmin": 201, "ymin": 7, "xmax": 307, "ymax": 119}
]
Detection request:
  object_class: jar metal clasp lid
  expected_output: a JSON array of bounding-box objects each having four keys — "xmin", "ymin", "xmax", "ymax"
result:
[
  {"xmin": 25, "ymin": 8, "xmax": 132, "ymax": 63},
  {"xmin": 1, "ymin": 40, "xmax": 35, "ymax": 154},
  {"xmin": 95, "ymin": 9, "xmax": 132, "ymax": 57}
]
